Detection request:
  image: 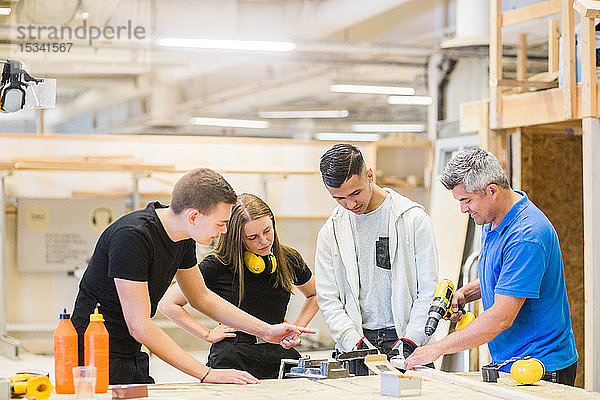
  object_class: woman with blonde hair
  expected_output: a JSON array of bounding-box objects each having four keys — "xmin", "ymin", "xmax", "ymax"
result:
[{"xmin": 159, "ymin": 193, "xmax": 318, "ymax": 379}]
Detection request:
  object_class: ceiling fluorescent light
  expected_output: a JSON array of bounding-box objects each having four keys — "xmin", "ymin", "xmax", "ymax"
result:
[
  {"xmin": 352, "ymin": 123, "xmax": 424, "ymax": 132},
  {"xmin": 388, "ymin": 95, "xmax": 433, "ymax": 105},
  {"xmin": 158, "ymin": 38, "xmax": 296, "ymax": 52},
  {"xmin": 190, "ymin": 117, "xmax": 269, "ymax": 129},
  {"xmin": 330, "ymin": 84, "xmax": 415, "ymax": 96},
  {"xmin": 0, "ymin": 7, "xmax": 11, "ymax": 15},
  {"xmin": 258, "ymin": 110, "xmax": 349, "ymax": 118},
  {"xmin": 315, "ymin": 132, "xmax": 381, "ymax": 142}
]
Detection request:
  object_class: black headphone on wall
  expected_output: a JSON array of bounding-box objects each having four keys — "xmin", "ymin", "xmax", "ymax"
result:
[{"xmin": 243, "ymin": 251, "xmax": 277, "ymax": 276}]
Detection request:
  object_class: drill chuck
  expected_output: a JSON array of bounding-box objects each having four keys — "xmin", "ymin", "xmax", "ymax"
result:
[{"xmin": 425, "ymin": 316, "xmax": 440, "ymax": 336}]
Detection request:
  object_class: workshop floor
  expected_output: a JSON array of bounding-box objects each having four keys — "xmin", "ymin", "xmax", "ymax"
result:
[{"xmin": 0, "ymin": 348, "xmax": 334, "ymax": 383}]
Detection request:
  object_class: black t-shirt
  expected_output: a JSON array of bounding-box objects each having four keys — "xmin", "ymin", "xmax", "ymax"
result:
[
  {"xmin": 200, "ymin": 252, "xmax": 312, "ymax": 325},
  {"xmin": 72, "ymin": 202, "xmax": 197, "ymax": 356}
]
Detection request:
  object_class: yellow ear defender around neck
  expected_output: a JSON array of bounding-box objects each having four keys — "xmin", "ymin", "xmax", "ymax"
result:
[{"xmin": 244, "ymin": 251, "xmax": 277, "ymax": 275}]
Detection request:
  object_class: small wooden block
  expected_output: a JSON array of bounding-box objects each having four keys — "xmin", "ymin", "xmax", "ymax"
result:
[
  {"xmin": 0, "ymin": 378, "xmax": 10, "ymax": 400},
  {"xmin": 381, "ymin": 373, "xmax": 422, "ymax": 398},
  {"xmin": 111, "ymin": 384, "xmax": 148, "ymax": 399}
]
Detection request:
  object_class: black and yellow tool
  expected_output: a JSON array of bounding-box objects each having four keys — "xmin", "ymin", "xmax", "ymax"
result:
[
  {"xmin": 482, "ymin": 356, "xmax": 545, "ymax": 384},
  {"xmin": 4, "ymin": 372, "xmax": 53, "ymax": 399},
  {"xmin": 424, "ymin": 279, "xmax": 475, "ymax": 336},
  {"xmin": 510, "ymin": 357, "xmax": 545, "ymax": 384}
]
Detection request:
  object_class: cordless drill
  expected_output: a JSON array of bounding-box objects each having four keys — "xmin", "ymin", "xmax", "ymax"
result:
[
  {"xmin": 424, "ymin": 279, "xmax": 475, "ymax": 336},
  {"xmin": 3, "ymin": 372, "xmax": 53, "ymax": 400}
]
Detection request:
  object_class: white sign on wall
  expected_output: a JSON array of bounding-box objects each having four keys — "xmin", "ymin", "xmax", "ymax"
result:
[{"xmin": 17, "ymin": 198, "xmax": 127, "ymax": 272}]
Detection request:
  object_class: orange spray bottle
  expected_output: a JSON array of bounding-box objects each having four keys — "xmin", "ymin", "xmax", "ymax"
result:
[
  {"xmin": 53, "ymin": 308, "xmax": 78, "ymax": 394},
  {"xmin": 84, "ymin": 304, "xmax": 109, "ymax": 393}
]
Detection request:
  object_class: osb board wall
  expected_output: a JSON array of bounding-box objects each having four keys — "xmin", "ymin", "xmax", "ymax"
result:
[{"xmin": 520, "ymin": 130, "xmax": 584, "ymax": 388}]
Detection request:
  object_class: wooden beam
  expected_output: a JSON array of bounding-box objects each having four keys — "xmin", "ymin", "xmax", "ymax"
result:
[
  {"xmin": 517, "ymin": 34, "xmax": 528, "ymax": 84},
  {"xmin": 497, "ymin": 80, "xmax": 557, "ymax": 89},
  {"xmin": 481, "ymin": 100, "xmax": 509, "ymax": 174},
  {"xmin": 549, "ymin": 20, "xmax": 560, "ymax": 74},
  {"xmin": 574, "ymin": 0, "xmax": 600, "ymax": 18},
  {"xmin": 415, "ymin": 368, "xmax": 548, "ymax": 400},
  {"xmin": 562, "ymin": 0, "xmax": 577, "ymax": 119},
  {"xmin": 460, "ymin": 99, "xmax": 489, "ymax": 133},
  {"xmin": 501, "ymin": 0, "xmax": 561, "ymax": 27},
  {"xmin": 500, "ymin": 88, "xmax": 566, "ymax": 128},
  {"xmin": 479, "ymin": 101, "xmax": 490, "ymax": 148},
  {"xmin": 490, "ymin": 0, "xmax": 503, "ymax": 129},
  {"xmin": 11, "ymin": 161, "xmax": 176, "ymax": 173},
  {"xmin": 580, "ymin": 16, "xmax": 598, "ymax": 118},
  {"xmin": 583, "ymin": 117, "xmax": 600, "ymax": 392},
  {"xmin": 510, "ymin": 128, "xmax": 522, "ymax": 190}
]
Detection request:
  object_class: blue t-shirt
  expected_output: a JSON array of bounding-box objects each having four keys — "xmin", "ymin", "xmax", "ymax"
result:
[{"xmin": 478, "ymin": 191, "xmax": 578, "ymax": 372}]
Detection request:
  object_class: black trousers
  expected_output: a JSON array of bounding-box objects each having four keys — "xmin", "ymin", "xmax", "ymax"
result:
[
  {"xmin": 348, "ymin": 327, "xmax": 434, "ymax": 376},
  {"xmin": 207, "ymin": 333, "xmax": 301, "ymax": 379},
  {"xmin": 349, "ymin": 327, "xmax": 399, "ymax": 376},
  {"xmin": 542, "ymin": 361, "xmax": 577, "ymax": 386},
  {"xmin": 109, "ymin": 351, "xmax": 155, "ymax": 385}
]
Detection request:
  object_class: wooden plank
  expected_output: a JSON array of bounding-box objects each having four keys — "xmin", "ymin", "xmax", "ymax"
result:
[
  {"xmin": 549, "ymin": 20, "xmax": 560, "ymax": 73},
  {"xmin": 500, "ymin": 88, "xmax": 566, "ymax": 128},
  {"xmin": 562, "ymin": 0, "xmax": 577, "ymax": 119},
  {"xmin": 460, "ymin": 100, "xmax": 489, "ymax": 133},
  {"xmin": 460, "ymin": 84, "xmax": 600, "ymax": 129},
  {"xmin": 574, "ymin": 0, "xmax": 600, "ymax": 18},
  {"xmin": 0, "ymin": 132, "xmax": 361, "ymax": 147},
  {"xmin": 529, "ymin": 121, "xmax": 583, "ymax": 135},
  {"xmin": 497, "ymin": 80, "xmax": 557, "ymax": 89},
  {"xmin": 12, "ymin": 155, "xmax": 138, "ymax": 163},
  {"xmin": 580, "ymin": 16, "xmax": 598, "ymax": 118},
  {"xmin": 481, "ymin": 95, "xmax": 509, "ymax": 173},
  {"xmin": 479, "ymin": 100, "xmax": 491, "ymax": 149},
  {"xmin": 510, "ymin": 128, "xmax": 522, "ymax": 189},
  {"xmin": 11, "ymin": 161, "xmax": 176, "ymax": 173},
  {"xmin": 502, "ymin": 0, "xmax": 561, "ymax": 27},
  {"xmin": 417, "ymin": 369, "xmax": 547, "ymax": 400},
  {"xmin": 456, "ymin": 372, "xmax": 600, "ymax": 399},
  {"xmin": 47, "ymin": 374, "xmax": 600, "ymax": 400},
  {"xmin": 517, "ymin": 34, "xmax": 528, "ymax": 86},
  {"xmin": 582, "ymin": 117, "xmax": 600, "ymax": 391},
  {"xmin": 490, "ymin": 0, "xmax": 503, "ymax": 129}
]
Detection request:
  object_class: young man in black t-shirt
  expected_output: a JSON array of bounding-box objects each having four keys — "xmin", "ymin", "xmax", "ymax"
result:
[{"xmin": 72, "ymin": 169, "xmax": 314, "ymax": 385}]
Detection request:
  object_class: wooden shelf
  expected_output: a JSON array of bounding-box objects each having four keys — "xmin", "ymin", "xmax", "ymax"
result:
[{"xmin": 459, "ymin": 86, "xmax": 600, "ymax": 132}]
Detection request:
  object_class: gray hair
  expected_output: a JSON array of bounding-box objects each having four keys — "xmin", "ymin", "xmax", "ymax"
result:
[{"xmin": 440, "ymin": 148, "xmax": 510, "ymax": 194}]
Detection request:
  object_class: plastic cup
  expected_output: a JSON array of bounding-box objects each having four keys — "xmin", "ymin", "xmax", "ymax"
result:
[{"xmin": 72, "ymin": 366, "xmax": 96, "ymax": 399}]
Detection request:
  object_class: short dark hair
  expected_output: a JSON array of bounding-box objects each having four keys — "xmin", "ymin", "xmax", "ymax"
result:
[
  {"xmin": 170, "ymin": 168, "xmax": 237, "ymax": 215},
  {"xmin": 319, "ymin": 144, "xmax": 365, "ymax": 188}
]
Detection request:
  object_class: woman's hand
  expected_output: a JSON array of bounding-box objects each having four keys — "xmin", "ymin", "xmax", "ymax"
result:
[
  {"xmin": 203, "ymin": 368, "xmax": 259, "ymax": 384},
  {"xmin": 205, "ymin": 324, "xmax": 237, "ymax": 343}
]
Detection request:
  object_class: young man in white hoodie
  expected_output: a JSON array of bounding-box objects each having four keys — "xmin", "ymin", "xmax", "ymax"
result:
[{"xmin": 315, "ymin": 144, "xmax": 438, "ymax": 375}]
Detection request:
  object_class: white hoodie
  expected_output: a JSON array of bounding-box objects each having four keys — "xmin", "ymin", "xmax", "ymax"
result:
[{"xmin": 315, "ymin": 188, "xmax": 439, "ymax": 352}]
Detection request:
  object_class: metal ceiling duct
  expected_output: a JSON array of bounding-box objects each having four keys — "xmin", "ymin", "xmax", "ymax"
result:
[{"xmin": 441, "ymin": 0, "xmax": 489, "ymax": 48}]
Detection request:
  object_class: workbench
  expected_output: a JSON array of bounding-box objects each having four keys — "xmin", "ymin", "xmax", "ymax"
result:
[{"xmin": 47, "ymin": 373, "xmax": 600, "ymax": 400}]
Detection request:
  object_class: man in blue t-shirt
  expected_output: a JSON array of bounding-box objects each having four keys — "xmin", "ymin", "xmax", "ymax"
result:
[{"xmin": 404, "ymin": 148, "xmax": 578, "ymax": 386}]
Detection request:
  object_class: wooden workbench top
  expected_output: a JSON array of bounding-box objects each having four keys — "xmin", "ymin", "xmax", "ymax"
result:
[{"xmin": 47, "ymin": 373, "xmax": 600, "ymax": 400}]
